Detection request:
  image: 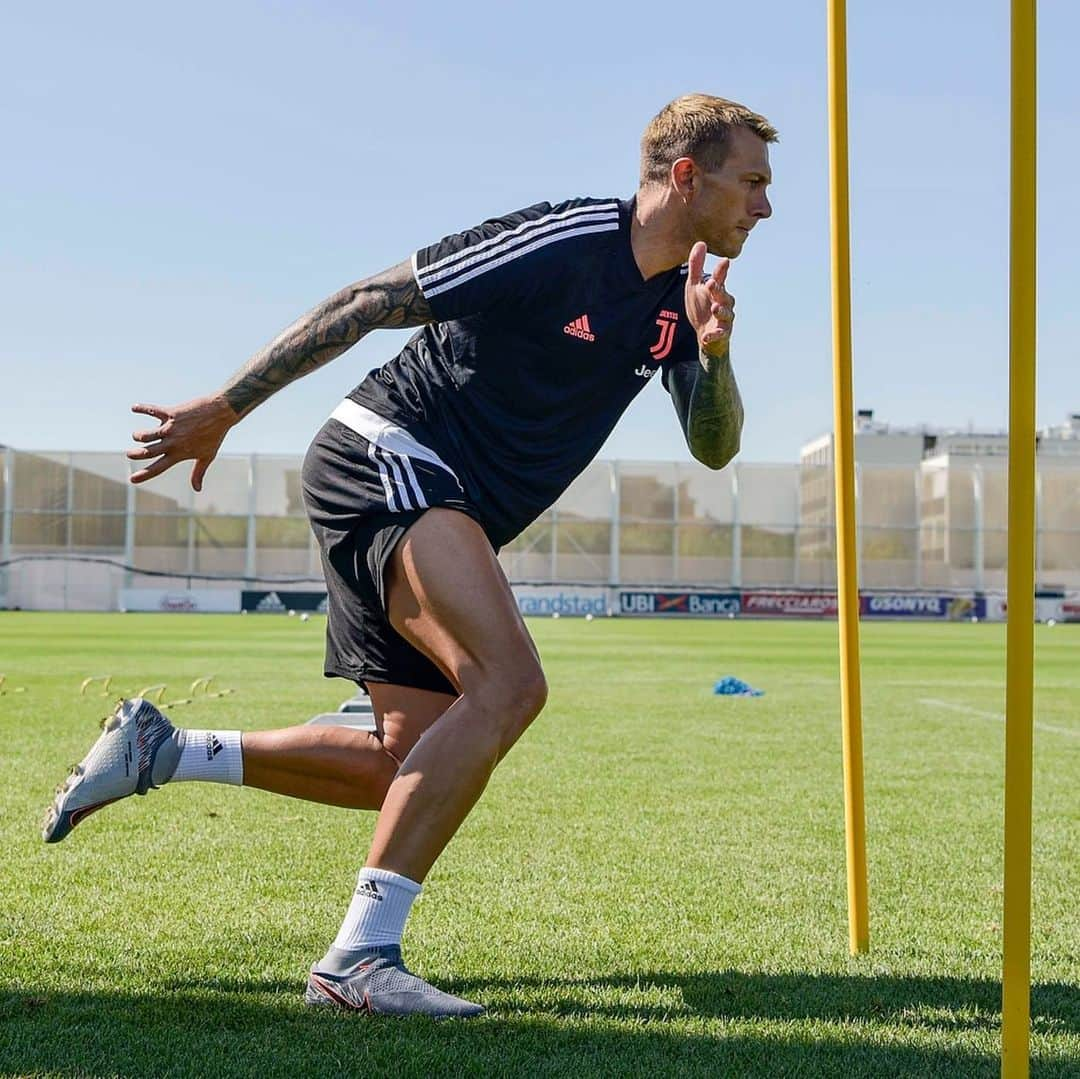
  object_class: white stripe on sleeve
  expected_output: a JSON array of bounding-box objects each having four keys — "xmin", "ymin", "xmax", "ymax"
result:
[
  {"xmin": 422, "ymin": 220, "xmax": 620, "ymax": 300},
  {"xmin": 417, "ymin": 202, "xmax": 619, "ymax": 283}
]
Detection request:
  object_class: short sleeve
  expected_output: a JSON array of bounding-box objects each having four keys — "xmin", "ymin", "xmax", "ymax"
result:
[
  {"xmin": 412, "ymin": 199, "xmax": 622, "ymax": 322},
  {"xmin": 660, "ymin": 326, "xmax": 701, "ymax": 395}
]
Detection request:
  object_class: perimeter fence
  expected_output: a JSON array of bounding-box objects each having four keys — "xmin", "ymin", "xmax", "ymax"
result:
[{"xmin": 2, "ymin": 447, "xmax": 1078, "ymax": 611}]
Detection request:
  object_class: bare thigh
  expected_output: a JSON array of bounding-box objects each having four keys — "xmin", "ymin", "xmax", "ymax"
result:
[{"xmin": 385, "ymin": 509, "xmax": 543, "ymax": 707}]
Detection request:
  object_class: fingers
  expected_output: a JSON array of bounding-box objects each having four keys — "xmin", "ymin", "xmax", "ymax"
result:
[
  {"xmin": 710, "ymin": 257, "xmax": 730, "ymax": 288},
  {"xmin": 702, "ymin": 293, "xmax": 735, "ymax": 352},
  {"xmin": 190, "ymin": 458, "xmax": 210, "ymax": 492},
  {"xmin": 126, "ymin": 445, "xmax": 162, "ymax": 461},
  {"xmin": 131, "ymin": 403, "xmax": 171, "ymax": 422},
  {"xmin": 131, "ymin": 404, "xmax": 171, "ymax": 445},
  {"xmin": 687, "ymin": 241, "xmax": 707, "ymax": 282},
  {"xmin": 129, "ymin": 455, "xmax": 177, "ymax": 485}
]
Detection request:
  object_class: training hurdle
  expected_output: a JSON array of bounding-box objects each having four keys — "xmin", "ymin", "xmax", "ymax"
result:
[{"xmin": 826, "ymin": 1, "xmax": 1038, "ymax": 1075}]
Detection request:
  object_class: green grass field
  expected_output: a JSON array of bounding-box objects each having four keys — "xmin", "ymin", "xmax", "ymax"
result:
[{"xmin": 0, "ymin": 612, "xmax": 1077, "ymax": 1077}]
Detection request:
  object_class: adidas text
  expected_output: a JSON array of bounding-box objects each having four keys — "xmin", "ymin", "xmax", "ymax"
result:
[{"xmin": 563, "ymin": 314, "xmax": 595, "ymax": 342}]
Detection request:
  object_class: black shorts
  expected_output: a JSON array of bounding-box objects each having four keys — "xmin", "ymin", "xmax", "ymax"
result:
[{"xmin": 301, "ymin": 404, "xmax": 487, "ymax": 695}]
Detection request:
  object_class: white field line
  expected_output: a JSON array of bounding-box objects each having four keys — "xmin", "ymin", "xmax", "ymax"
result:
[{"xmin": 918, "ymin": 698, "xmax": 1078, "ymax": 739}]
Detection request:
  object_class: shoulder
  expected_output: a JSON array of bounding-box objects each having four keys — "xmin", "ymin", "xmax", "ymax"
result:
[{"xmin": 414, "ymin": 197, "xmax": 623, "ymax": 288}]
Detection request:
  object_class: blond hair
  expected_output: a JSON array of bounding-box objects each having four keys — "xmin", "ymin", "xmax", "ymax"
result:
[{"xmin": 640, "ymin": 94, "xmax": 778, "ymax": 186}]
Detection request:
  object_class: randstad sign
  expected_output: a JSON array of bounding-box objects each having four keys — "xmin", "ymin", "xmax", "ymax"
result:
[{"xmin": 513, "ymin": 587, "xmax": 607, "ymax": 617}]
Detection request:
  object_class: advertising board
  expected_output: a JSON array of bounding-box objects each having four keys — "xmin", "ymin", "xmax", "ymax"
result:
[
  {"xmin": 1036, "ymin": 593, "xmax": 1065, "ymax": 623},
  {"xmin": 513, "ymin": 586, "xmax": 608, "ymax": 617},
  {"xmin": 241, "ymin": 590, "xmax": 328, "ymax": 613},
  {"xmin": 618, "ymin": 591, "xmax": 741, "ymax": 616},
  {"xmin": 1063, "ymin": 591, "xmax": 1080, "ymax": 624},
  {"xmin": 120, "ymin": 588, "xmax": 241, "ymax": 613},
  {"xmin": 740, "ymin": 591, "xmax": 837, "ymax": 617},
  {"xmin": 953, "ymin": 593, "xmax": 1062, "ymax": 623},
  {"xmin": 861, "ymin": 593, "xmax": 975, "ymax": 620}
]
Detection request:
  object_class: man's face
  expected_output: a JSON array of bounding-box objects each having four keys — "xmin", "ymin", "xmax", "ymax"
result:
[{"xmin": 687, "ymin": 126, "xmax": 773, "ymax": 258}]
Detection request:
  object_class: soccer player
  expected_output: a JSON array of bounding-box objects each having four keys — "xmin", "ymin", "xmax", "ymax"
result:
[{"xmin": 43, "ymin": 94, "xmax": 775, "ymax": 1017}]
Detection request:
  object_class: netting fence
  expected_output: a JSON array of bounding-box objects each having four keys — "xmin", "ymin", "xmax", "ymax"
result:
[{"xmin": 2, "ymin": 447, "xmax": 1078, "ymax": 610}]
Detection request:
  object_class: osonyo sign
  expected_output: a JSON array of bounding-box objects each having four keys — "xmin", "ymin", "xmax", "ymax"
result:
[
  {"xmin": 618, "ymin": 591, "xmax": 741, "ymax": 616},
  {"xmin": 861, "ymin": 593, "xmax": 967, "ymax": 618}
]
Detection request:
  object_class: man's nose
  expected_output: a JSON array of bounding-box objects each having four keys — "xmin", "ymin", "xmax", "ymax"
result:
[{"xmin": 754, "ymin": 193, "xmax": 773, "ymax": 220}]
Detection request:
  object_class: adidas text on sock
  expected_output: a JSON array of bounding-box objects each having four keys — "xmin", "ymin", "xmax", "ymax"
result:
[
  {"xmin": 327, "ymin": 868, "xmax": 421, "ymax": 957},
  {"xmin": 170, "ymin": 730, "xmax": 244, "ymax": 785}
]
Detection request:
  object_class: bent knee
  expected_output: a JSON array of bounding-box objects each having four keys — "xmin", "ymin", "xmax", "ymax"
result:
[
  {"xmin": 479, "ymin": 664, "xmax": 546, "ymax": 715},
  {"xmin": 516, "ymin": 667, "xmax": 548, "ymax": 720},
  {"xmin": 322, "ymin": 726, "xmax": 399, "ymax": 799},
  {"xmin": 465, "ymin": 663, "xmax": 547, "ymax": 749}
]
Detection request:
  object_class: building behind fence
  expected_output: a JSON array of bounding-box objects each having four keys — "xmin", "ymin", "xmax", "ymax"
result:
[{"xmin": 2, "ymin": 437, "xmax": 1078, "ymax": 611}]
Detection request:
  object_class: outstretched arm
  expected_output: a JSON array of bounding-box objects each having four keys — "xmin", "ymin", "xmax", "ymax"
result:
[
  {"xmin": 669, "ymin": 241, "xmax": 744, "ymax": 469},
  {"xmin": 127, "ymin": 260, "xmax": 432, "ymax": 489}
]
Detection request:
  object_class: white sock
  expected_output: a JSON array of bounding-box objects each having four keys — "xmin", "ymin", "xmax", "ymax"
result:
[
  {"xmin": 170, "ymin": 729, "xmax": 244, "ymax": 785},
  {"xmin": 328, "ymin": 868, "xmax": 421, "ymax": 955}
]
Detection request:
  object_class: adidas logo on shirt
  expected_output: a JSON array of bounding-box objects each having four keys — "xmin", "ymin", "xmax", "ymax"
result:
[
  {"xmin": 563, "ymin": 314, "xmax": 595, "ymax": 342},
  {"xmin": 205, "ymin": 734, "xmax": 223, "ymax": 760}
]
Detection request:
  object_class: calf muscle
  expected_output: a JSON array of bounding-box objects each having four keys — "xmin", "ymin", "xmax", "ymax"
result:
[{"xmin": 242, "ymin": 726, "xmax": 398, "ymax": 810}]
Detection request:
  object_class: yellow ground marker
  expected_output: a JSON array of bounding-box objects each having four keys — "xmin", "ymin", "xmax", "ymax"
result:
[
  {"xmin": 136, "ymin": 684, "xmax": 168, "ymax": 705},
  {"xmin": 78, "ymin": 675, "xmax": 113, "ymax": 697}
]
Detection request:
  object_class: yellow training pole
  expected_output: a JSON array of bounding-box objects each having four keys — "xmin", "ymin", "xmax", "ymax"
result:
[
  {"xmin": 827, "ymin": 0, "xmax": 869, "ymax": 954},
  {"xmin": 1001, "ymin": 2, "xmax": 1037, "ymax": 1075}
]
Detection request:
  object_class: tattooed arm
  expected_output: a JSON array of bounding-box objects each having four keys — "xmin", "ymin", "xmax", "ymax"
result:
[
  {"xmin": 126, "ymin": 260, "xmax": 431, "ymax": 489},
  {"xmin": 674, "ymin": 241, "xmax": 744, "ymax": 469},
  {"xmin": 667, "ymin": 350, "xmax": 744, "ymax": 470},
  {"xmin": 221, "ymin": 261, "xmax": 431, "ymax": 418}
]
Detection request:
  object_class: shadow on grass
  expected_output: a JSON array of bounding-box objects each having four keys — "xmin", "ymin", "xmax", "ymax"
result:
[
  {"xmin": 445, "ymin": 969, "xmax": 1079, "ymax": 1036},
  {"xmin": 0, "ymin": 971, "xmax": 1076, "ymax": 1078}
]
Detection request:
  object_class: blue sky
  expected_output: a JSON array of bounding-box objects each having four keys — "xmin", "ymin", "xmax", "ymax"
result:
[{"xmin": 2, "ymin": 1, "xmax": 1076, "ymax": 465}]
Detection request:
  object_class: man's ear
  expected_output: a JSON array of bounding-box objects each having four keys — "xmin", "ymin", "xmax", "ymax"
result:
[{"xmin": 671, "ymin": 157, "xmax": 696, "ymax": 198}]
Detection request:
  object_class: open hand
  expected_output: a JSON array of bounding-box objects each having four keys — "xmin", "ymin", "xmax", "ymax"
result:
[
  {"xmin": 127, "ymin": 394, "xmax": 238, "ymax": 490},
  {"xmin": 684, "ymin": 241, "xmax": 735, "ymax": 357}
]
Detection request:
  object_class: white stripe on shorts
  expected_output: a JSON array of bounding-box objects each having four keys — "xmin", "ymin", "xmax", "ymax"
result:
[
  {"xmin": 376, "ymin": 447, "xmax": 414, "ymax": 512},
  {"xmin": 396, "ymin": 453, "xmax": 429, "ymax": 510},
  {"xmin": 366, "ymin": 442, "xmax": 398, "ymax": 512},
  {"xmin": 330, "ymin": 399, "xmax": 460, "ymax": 482}
]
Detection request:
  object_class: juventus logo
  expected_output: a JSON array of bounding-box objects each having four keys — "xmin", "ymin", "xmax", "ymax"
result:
[{"xmin": 649, "ymin": 310, "xmax": 679, "ymax": 361}]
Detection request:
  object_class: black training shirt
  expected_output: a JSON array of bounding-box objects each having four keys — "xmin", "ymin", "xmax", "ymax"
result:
[{"xmin": 347, "ymin": 197, "xmax": 698, "ymax": 546}]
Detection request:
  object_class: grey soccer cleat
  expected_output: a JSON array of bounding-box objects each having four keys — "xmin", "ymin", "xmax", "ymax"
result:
[
  {"xmin": 42, "ymin": 698, "xmax": 180, "ymax": 844},
  {"xmin": 305, "ymin": 945, "xmax": 485, "ymax": 1019}
]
